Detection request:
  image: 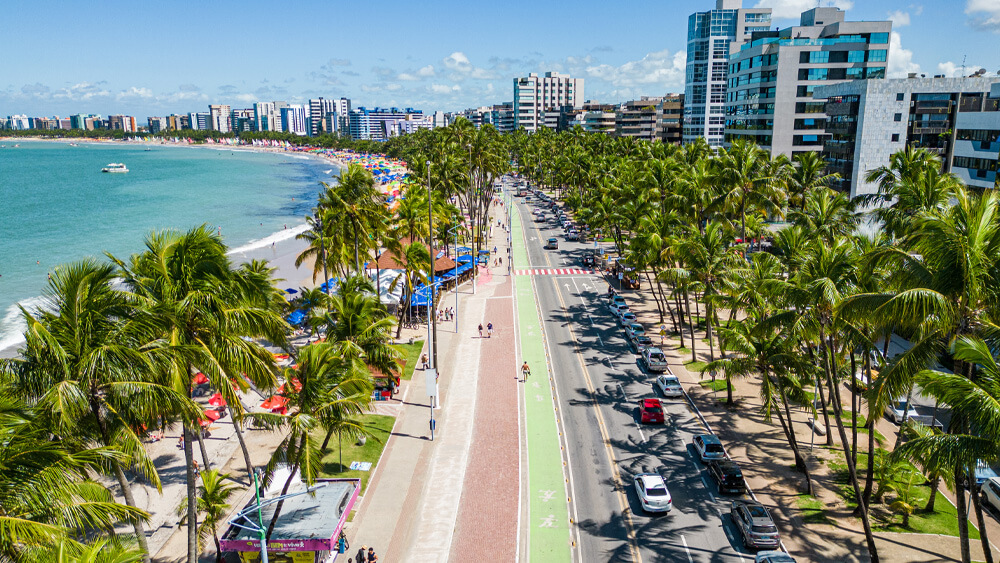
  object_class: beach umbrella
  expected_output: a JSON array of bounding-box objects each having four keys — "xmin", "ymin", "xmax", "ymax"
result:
[
  {"xmin": 208, "ymin": 392, "xmax": 227, "ymax": 407},
  {"xmin": 203, "ymin": 409, "xmax": 222, "ymax": 422},
  {"xmin": 285, "ymin": 288, "xmax": 298, "ymax": 294},
  {"xmin": 193, "ymin": 372, "xmax": 209, "ymax": 385}
]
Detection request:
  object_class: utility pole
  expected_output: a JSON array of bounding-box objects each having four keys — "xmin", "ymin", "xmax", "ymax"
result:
[
  {"xmin": 427, "ymin": 161, "xmax": 439, "ymax": 374},
  {"xmin": 467, "ymin": 143, "xmax": 477, "ymax": 294}
]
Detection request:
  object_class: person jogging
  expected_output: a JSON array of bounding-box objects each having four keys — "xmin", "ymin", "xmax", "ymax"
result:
[{"xmin": 521, "ymin": 361, "xmax": 531, "ymax": 380}]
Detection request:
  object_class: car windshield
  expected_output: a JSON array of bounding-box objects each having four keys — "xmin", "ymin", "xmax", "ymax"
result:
[
  {"xmin": 664, "ymin": 377, "xmax": 679, "ymax": 386},
  {"xmin": 649, "ymin": 353, "xmax": 665, "ymax": 362},
  {"xmin": 751, "ymin": 525, "xmax": 777, "ymax": 534},
  {"xmin": 706, "ymin": 443, "xmax": 724, "ymax": 453},
  {"xmin": 646, "ymin": 406, "xmax": 663, "ymax": 414},
  {"xmin": 646, "ymin": 486, "xmax": 668, "ymax": 497},
  {"xmin": 747, "ymin": 505, "xmax": 769, "ymax": 518}
]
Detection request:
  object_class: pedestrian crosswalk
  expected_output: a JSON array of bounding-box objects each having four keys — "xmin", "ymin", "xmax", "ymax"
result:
[{"xmin": 514, "ymin": 268, "xmax": 597, "ymax": 276}]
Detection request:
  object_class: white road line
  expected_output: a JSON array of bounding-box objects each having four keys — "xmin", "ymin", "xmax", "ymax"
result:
[
  {"xmin": 587, "ymin": 314, "xmax": 594, "ymax": 326},
  {"xmin": 596, "ymin": 334, "xmax": 603, "ymax": 346},
  {"xmin": 634, "ymin": 421, "xmax": 647, "ymax": 443},
  {"xmin": 681, "ymin": 535, "xmax": 695, "ymax": 563},
  {"xmin": 616, "ymin": 383, "xmax": 628, "ymax": 401},
  {"xmin": 700, "ymin": 476, "xmax": 710, "ymax": 489}
]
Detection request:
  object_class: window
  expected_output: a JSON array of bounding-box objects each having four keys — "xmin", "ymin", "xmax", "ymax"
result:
[
  {"xmin": 891, "ymin": 133, "xmax": 900, "ymax": 142},
  {"xmin": 894, "ymin": 113, "xmax": 902, "ymax": 122},
  {"xmin": 957, "ymin": 129, "xmax": 1000, "ymax": 143},
  {"xmin": 869, "ymin": 49, "xmax": 888, "ymax": 62},
  {"xmin": 896, "ymin": 93, "xmax": 905, "ymax": 102},
  {"xmin": 869, "ymin": 33, "xmax": 890, "ymax": 44}
]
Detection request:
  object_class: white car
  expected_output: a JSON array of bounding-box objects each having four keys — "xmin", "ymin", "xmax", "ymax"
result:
[
  {"xmin": 885, "ymin": 398, "xmax": 918, "ymax": 424},
  {"xmin": 619, "ymin": 312, "xmax": 637, "ymax": 326},
  {"xmin": 610, "ymin": 303, "xmax": 630, "ymax": 318},
  {"xmin": 755, "ymin": 550, "xmax": 796, "ymax": 562},
  {"xmin": 693, "ymin": 434, "xmax": 727, "ymax": 463},
  {"xmin": 656, "ymin": 374, "xmax": 683, "ymax": 397},
  {"xmin": 981, "ymin": 476, "xmax": 1000, "ymax": 513},
  {"xmin": 609, "ymin": 295, "xmax": 627, "ymax": 310},
  {"xmin": 633, "ymin": 473, "xmax": 672, "ymax": 513}
]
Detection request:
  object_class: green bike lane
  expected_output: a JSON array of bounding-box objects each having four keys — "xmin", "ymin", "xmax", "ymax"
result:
[{"xmin": 510, "ymin": 201, "xmax": 574, "ymax": 563}]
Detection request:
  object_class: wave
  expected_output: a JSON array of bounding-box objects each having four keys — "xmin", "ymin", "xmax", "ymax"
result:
[
  {"xmin": 0, "ymin": 295, "xmax": 48, "ymax": 352},
  {"xmin": 228, "ymin": 223, "xmax": 311, "ymax": 255},
  {"xmin": 288, "ymin": 155, "xmax": 311, "ymax": 160}
]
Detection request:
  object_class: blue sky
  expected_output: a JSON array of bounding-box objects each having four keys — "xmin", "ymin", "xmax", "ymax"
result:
[{"xmin": 2, "ymin": 0, "xmax": 999, "ymax": 117}]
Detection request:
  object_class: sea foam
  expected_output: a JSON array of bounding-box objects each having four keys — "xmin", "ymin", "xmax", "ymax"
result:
[
  {"xmin": 228, "ymin": 223, "xmax": 311, "ymax": 255},
  {"xmin": 0, "ymin": 295, "xmax": 47, "ymax": 352}
]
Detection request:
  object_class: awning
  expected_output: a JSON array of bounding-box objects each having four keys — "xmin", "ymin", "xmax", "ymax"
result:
[
  {"xmin": 193, "ymin": 372, "xmax": 209, "ymax": 385},
  {"xmin": 203, "ymin": 409, "xmax": 222, "ymax": 422},
  {"xmin": 287, "ymin": 309, "xmax": 307, "ymax": 326},
  {"xmin": 456, "ymin": 246, "xmax": 472, "ymax": 255},
  {"xmin": 261, "ymin": 395, "xmax": 289, "ymax": 411},
  {"xmin": 208, "ymin": 392, "xmax": 227, "ymax": 407}
]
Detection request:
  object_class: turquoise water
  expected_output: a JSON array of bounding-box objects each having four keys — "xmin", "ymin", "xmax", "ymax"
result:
[{"xmin": 0, "ymin": 141, "xmax": 335, "ymax": 350}]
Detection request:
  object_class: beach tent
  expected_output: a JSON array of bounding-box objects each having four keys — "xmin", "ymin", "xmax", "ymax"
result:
[
  {"xmin": 365, "ymin": 268, "xmax": 405, "ymax": 305},
  {"xmin": 456, "ymin": 246, "xmax": 472, "ymax": 255},
  {"xmin": 286, "ymin": 309, "xmax": 308, "ymax": 326},
  {"xmin": 208, "ymin": 393, "xmax": 227, "ymax": 407}
]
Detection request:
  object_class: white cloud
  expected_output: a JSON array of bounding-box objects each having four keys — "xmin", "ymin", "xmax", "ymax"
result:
[
  {"xmin": 887, "ymin": 31, "xmax": 921, "ymax": 78},
  {"xmin": 117, "ymin": 86, "xmax": 154, "ymax": 100},
  {"xmin": 966, "ymin": 0, "xmax": 1000, "ymax": 32},
  {"xmin": 886, "ymin": 9, "xmax": 910, "ymax": 26},
  {"xmin": 417, "ymin": 65, "xmax": 435, "ymax": 77},
  {"xmin": 583, "ymin": 49, "xmax": 687, "ymax": 90},
  {"xmin": 443, "ymin": 52, "xmax": 471, "ymax": 72},
  {"xmin": 441, "ymin": 52, "xmax": 495, "ymax": 80},
  {"xmin": 937, "ymin": 61, "xmax": 989, "ymax": 77},
  {"xmin": 429, "ymin": 84, "xmax": 461, "ymax": 94},
  {"xmin": 753, "ymin": 0, "xmax": 853, "ymax": 20},
  {"xmin": 52, "ymin": 82, "xmax": 111, "ymax": 101}
]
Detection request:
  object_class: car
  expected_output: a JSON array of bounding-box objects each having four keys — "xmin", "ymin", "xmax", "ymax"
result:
[
  {"xmin": 625, "ymin": 323, "xmax": 645, "ymax": 339},
  {"xmin": 582, "ymin": 254, "xmax": 596, "ymax": 267},
  {"xmin": 545, "ymin": 238, "xmax": 558, "ymax": 250},
  {"xmin": 655, "ymin": 374, "xmax": 683, "ymax": 397},
  {"xmin": 731, "ymin": 500, "xmax": 781, "ymax": 550},
  {"xmin": 708, "ymin": 459, "xmax": 746, "ymax": 494},
  {"xmin": 884, "ymin": 398, "xmax": 918, "ymax": 424},
  {"xmin": 619, "ymin": 312, "xmax": 637, "ymax": 326},
  {"xmin": 633, "ymin": 473, "xmax": 672, "ymax": 513},
  {"xmin": 755, "ymin": 551, "xmax": 796, "ymax": 563},
  {"xmin": 692, "ymin": 434, "xmax": 726, "ymax": 463},
  {"xmin": 609, "ymin": 295, "xmax": 627, "ymax": 310},
  {"xmin": 976, "ymin": 460, "xmax": 999, "ymax": 486},
  {"xmin": 640, "ymin": 398, "xmax": 665, "ymax": 423},
  {"xmin": 982, "ymin": 476, "xmax": 1000, "ymax": 514},
  {"xmin": 610, "ymin": 303, "xmax": 630, "ymax": 318},
  {"xmin": 567, "ymin": 231, "xmax": 579, "ymax": 241},
  {"xmin": 641, "ymin": 347, "xmax": 669, "ymax": 373},
  {"xmin": 631, "ymin": 334, "xmax": 653, "ymax": 352}
]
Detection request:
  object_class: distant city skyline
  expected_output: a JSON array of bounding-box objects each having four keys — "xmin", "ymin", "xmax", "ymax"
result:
[{"xmin": 3, "ymin": 0, "xmax": 999, "ymax": 116}]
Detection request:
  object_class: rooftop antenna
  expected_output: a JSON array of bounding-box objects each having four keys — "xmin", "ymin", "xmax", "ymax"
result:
[{"xmin": 962, "ymin": 55, "xmax": 967, "ymax": 77}]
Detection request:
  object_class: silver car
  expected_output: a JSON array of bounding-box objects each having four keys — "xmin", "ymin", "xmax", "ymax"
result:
[
  {"xmin": 633, "ymin": 473, "xmax": 672, "ymax": 513},
  {"xmin": 731, "ymin": 500, "xmax": 781, "ymax": 550}
]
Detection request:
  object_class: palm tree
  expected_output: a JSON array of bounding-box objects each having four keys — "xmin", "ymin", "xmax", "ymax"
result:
[
  {"xmin": 0, "ymin": 394, "xmax": 147, "ymax": 561},
  {"xmin": 179, "ymin": 469, "xmax": 240, "ymax": 563},
  {"xmin": 261, "ymin": 341, "xmax": 373, "ymax": 540},
  {"xmin": 712, "ymin": 139, "xmax": 786, "ymax": 248},
  {"xmin": 6, "ymin": 260, "xmax": 194, "ymax": 563},
  {"xmin": 109, "ymin": 226, "xmax": 287, "ymax": 563},
  {"xmin": 786, "ymin": 151, "xmax": 838, "ymax": 212},
  {"xmin": 320, "ymin": 165, "xmax": 383, "ymax": 274}
]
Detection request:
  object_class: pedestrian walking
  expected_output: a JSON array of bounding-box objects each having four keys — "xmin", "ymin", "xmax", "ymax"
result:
[
  {"xmin": 499, "ymin": 257, "xmax": 503, "ymax": 265},
  {"xmin": 367, "ymin": 548, "xmax": 379, "ymax": 562},
  {"xmin": 478, "ymin": 323, "xmax": 483, "ymax": 338},
  {"xmin": 356, "ymin": 546, "xmax": 368, "ymax": 562},
  {"xmin": 421, "ymin": 353, "xmax": 429, "ymax": 369},
  {"xmin": 521, "ymin": 361, "xmax": 531, "ymax": 380},
  {"xmin": 487, "ymin": 322, "xmax": 493, "ymax": 338}
]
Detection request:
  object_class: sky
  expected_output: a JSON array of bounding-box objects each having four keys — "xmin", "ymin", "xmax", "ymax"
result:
[{"xmin": 2, "ymin": 0, "xmax": 999, "ymax": 118}]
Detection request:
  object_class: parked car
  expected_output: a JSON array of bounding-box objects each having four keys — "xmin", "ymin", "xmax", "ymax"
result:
[
  {"xmin": 625, "ymin": 323, "xmax": 645, "ymax": 340},
  {"xmin": 619, "ymin": 312, "xmax": 637, "ymax": 326},
  {"xmin": 692, "ymin": 434, "xmax": 726, "ymax": 463},
  {"xmin": 545, "ymin": 238, "xmax": 558, "ymax": 250},
  {"xmin": 640, "ymin": 398, "xmax": 665, "ymax": 424},
  {"xmin": 609, "ymin": 295, "xmax": 627, "ymax": 310},
  {"xmin": 884, "ymin": 398, "xmax": 918, "ymax": 424},
  {"xmin": 633, "ymin": 473, "xmax": 672, "ymax": 513},
  {"xmin": 981, "ymin": 476, "xmax": 1000, "ymax": 513},
  {"xmin": 731, "ymin": 500, "xmax": 781, "ymax": 550},
  {"xmin": 708, "ymin": 459, "xmax": 746, "ymax": 494},
  {"xmin": 655, "ymin": 374, "xmax": 683, "ymax": 397},
  {"xmin": 631, "ymin": 334, "xmax": 653, "ymax": 352},
  {"xmin": 976, "ymin": 460, "xmax": 999, "ymax": 486},
  {"xmin": 567, "ymin": 231, "xmax": 580, "ymax": 241},
  {"xmin": 755, "ymin": 551, "xmax": 796, "ymax": 563},
  {"xmin": 610, "ymin": 303, "xmax": 630, "ymax": 319},
  {"xmin": 641, "ymin": 347, "xmax": 669, "ymax": 373}
]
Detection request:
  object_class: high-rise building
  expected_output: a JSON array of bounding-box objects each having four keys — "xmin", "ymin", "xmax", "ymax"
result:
[
  {"xmin": 308, "ymin": 98, "xmax": 339, "ymax": 136},
  {"xmin": 683, "ymin": 0, "xmax": 772, "ymax": 147},
  {"xmin": 348, "ymin": 107, "xmax": 424, "ymax": 140},
  {"xmin": 253, "ymin": 102, "xmax": 278, "ymax": 132},
  {"xmin": 230, "ymin": 108, "xmax": 255, "ymax": 132},
  {"xmin": 208, "ymin": 104, "xmax": 232, "ymax": 133},
  {"xmin": 724, "ymin": 7, "xmax": 891, "ymax": 158},
  {"xmin": 659, "ymin": 94, "xmax": 684, "ymax": 143},
  {"xmin": 167, "ymin": 114, "xmax": 185, "ymax": 131},
  {"xmin": 3, "ymin": 115, "xmax": 30, "ymax": 130},
  {"xmin": 108, "ymin": 115, "xmax": 137, "ymax": 132},
  {"xmin": 280, "ymin": 105, "xmax": 307, "ymax": 135},
  {"xmin": 188, "ymin": 112, "xmax": 209, "ymax": 130},
  {"xmin": 485, "ymin": 103, "xmax": 515, "ymax": 133},
  {"xmin": 147, "ymin": 117, "xmax": 168, "ymax": 134},
  {"xmin": 815, "ymin": 76, "xmax": 1000, "ymax": 197},
  {"xmin": 513, "ymin": 72, "xmax": 584, "ymax": 132}
]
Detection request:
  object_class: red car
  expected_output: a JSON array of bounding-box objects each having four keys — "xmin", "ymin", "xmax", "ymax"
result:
[{"xmin": 640, "ymin": 398, "xmax": 665, "ymax": 424}]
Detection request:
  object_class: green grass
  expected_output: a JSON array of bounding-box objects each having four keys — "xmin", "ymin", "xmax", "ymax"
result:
[
  {"xmin": 685, "ymin": 359, "xmax": 708, "ymax": 373},
  {"xmin": 833, "ymin": 410, "xmax": 887, "ymax": 445},
  {"xmin": 699, "ymin": 379, "xmax": 727, "ymax": 392},
  {"xmin": 796, "ymin": 494, "xmax": 833, "ymax": 525},
  {"xmin": 316, "ymin": 413, "xmax": 396, "ymax": 494},
  {"xmin": 392, "ymin": 340, "xmax": 424, "ymax": 380},
  {"xmin": 826, "ymin": 452, "xmax": 980, "ymax": 539}
]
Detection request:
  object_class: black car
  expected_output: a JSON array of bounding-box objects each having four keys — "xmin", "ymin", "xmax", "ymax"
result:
[
  {"xmin": 582, "ymin": 254, "xmax": 596, "ymax": 267},
  {"xmin": 708, "ymin": 460, "xmax": 746, "ymax": 494}
]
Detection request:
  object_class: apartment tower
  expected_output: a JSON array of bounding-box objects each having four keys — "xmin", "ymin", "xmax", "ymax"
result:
[{"xmin": 513, "ymin": 72, "xmax": 584, "ymax": 132}]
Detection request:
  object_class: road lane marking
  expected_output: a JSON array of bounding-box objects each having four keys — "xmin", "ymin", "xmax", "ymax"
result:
[
  {"xmin": 617, "ymin": 383, "xmax": 629, "ymax": 401},
  {"xmin": 552, "ymin": 278, "xmax": 642, "ymax": 563},
  {"xmin": 634, "ymin": 421, "xmax": 647, "ymax": 443},
  {"xmin": 700, "ymin": 476, "xmax": 710, "ymax": 489},
  {"xmin": 681, "ymin": 535, "xmax": 695, "ymax": 563}
]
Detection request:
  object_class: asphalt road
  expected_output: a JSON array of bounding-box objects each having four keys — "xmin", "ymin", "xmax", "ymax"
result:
[{"xmin": 511, "ymin": 183, "xmax": 763, "ymax": 563}]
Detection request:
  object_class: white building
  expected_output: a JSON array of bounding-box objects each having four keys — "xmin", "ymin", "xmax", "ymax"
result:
[
  {"xmin": 683, "ymin": 0, "xmax": 771, "ymax": 147},
  {"xmin": 253, "ymin": 102, "xmax": 278, "ymax": 132},
  {"xmin": 4, "ymin": 114, "xmax": 30, "ymax": 130},
  {"xmin": 953, "ymin": 82, "xmax": 1000, "ymax": 190},
  {"xmin": 280, "ymin": 105, "xmax": 308, "ymax": 135},
  {"xmin": 308, "ymin": 98, "xmax": 338, "ymax": 136},
  {"xmin": 513, "ymin": 72, "xmax": 584, "ymax": 132},
  {"xmin": 208, "ymin": 104, "xmax": 232, "ymax": 133}
]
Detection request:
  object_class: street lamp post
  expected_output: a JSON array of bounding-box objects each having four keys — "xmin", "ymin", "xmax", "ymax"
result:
[
  {"xmin": 467, "ymin": 143, "xmax": 476, "ymax": 295},
  {"xmin": 427, "ymin": 161, "xmax": 439, "ymax": 377},
  {"xmin": 448, "ymin": 225, "xmax": 460, "ymax": 334},
  {"xmin": 316, "ymin": 202, "xmax": 330, "ymax": 311}
]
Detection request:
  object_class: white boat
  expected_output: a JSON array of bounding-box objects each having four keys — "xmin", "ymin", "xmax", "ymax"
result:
[{"xmin": 101, "ymin": 163, "xmax": 129, "ymax": 173}]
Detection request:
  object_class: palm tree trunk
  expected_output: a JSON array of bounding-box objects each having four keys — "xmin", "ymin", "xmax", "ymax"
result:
[
  {"xmin": 112, "ymin": 461, "xmax": 153, "ymax": 563},
  {"xmin": 972, "ymin": 480, "xmax": 995, "ymax": 563},
  {"xmin": 183, "ymin": 425, "xmax": 200, "ymax": 563},
  {"xmin": 774, "ymin": 374, "xmax": 814, "ymax": 495},
  {"xmin": 685, "ymin": 286, "xmax": 697, "ymax": 362},
  {"xmin": 956, "ymin": 465, "xmax": 972, "ymax": 563},
  {"xmin": 925, "ymin": 476, "xmax": 939, "ymax": 512},
  {"xmin": 807, "ymin": 343, "xmax": 835, "ymax": 446},
  {"xmin": 822, "ymin": 329, "xmax": 879, "ymax": 563},
  {"xmin": 863, "ymin": 412, "xmax": 877, "ymax": 508},
  {"xmin": 706, "ymin": 301, "xmax": 716, "ymax": 364},
  {"xmin": 196, "ymin": 428, "xmax": 211, "ymax": 471},
  {"xmin": 850, "ymin": 350, "xmax": 858, "ymax": 463},
  {"xmin": 644, "ymin": 270, "xmax": 664, "ymax": 322},
  {"xmin": 214, "ymin": 534, "xmax": 223, "ymax": 563}
]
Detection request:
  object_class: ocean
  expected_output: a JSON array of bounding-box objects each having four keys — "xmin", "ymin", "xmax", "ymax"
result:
[{"xmin": 0, "ymin": 140, "xmax": 336, "ymax": 352}]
